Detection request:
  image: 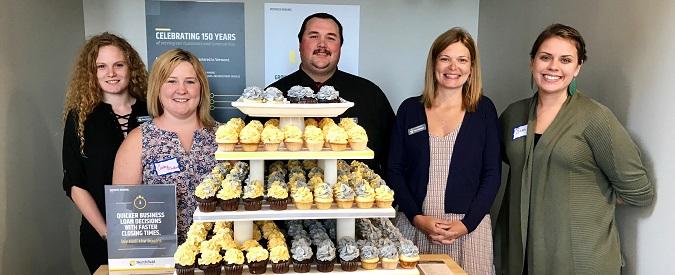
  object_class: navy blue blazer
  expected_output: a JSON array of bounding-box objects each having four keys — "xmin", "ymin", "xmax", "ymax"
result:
[{"xmin": 386, "ymin": 95, "xmax": 501, "ymax": 232}]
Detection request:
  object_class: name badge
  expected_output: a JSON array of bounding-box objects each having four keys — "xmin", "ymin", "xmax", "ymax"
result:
[
  {"xmin": 408, "ymin": 124, "xmax": 426, "ymax": 135},
  {"xmin": 137, "ymin": 116, "xmax": 152, "ymax": 123},
  {"xmin": 154, "ymin": 158, "xmax": 181, "ymax": 176},
  {"xmin": 512, "ymin": 124, "xmax": 528, "ymax": 140}
]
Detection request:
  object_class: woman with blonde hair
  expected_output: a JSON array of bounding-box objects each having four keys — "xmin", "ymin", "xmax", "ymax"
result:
[
  {"xmin": 388, "ymin": 27, "xmax": 500, "ymax": 274},
  {"xmin": 113, "ymin": 48, "xmax": 217, "ymax": 243},
  {"xmin": 62, "ymin": 32, "xmax": 148, "ymax": 273}
]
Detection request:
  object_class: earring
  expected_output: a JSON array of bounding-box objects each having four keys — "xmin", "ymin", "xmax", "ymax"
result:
[{"xmin": 567, "ymin": 78, "xmax": 577, "ymax": 96}]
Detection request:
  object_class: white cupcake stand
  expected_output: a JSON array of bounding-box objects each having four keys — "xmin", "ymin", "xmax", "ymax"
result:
[{"xmin": 190, "ymin": 102, "xmax": 419, "ymax": 274}]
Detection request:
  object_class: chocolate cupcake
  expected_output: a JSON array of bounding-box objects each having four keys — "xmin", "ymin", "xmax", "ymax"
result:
[
  {"xmin": 338, "ymin": 237, "xmax": 360, "ymax": 272},
  {"xmin": 290, "ymin": 239, "xmax": 313, "ymax": 273},
  {"xmin": 287, "ymin": 86, "xmax": 317, "ymax": 103},
  {"xmin": 316, "ymin": 239, "xmax": 336, "ymax": 272},
  {"xmin": 317, "ymin": 85, "xmax": 341, "ymax": 103}
]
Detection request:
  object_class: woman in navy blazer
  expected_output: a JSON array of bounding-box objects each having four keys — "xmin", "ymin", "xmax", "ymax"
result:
[{"xmin": 387, "ymin": 28, "xmax": 501, "ymax": 274}]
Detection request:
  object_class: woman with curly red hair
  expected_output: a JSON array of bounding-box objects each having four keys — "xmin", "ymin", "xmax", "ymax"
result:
[{"xmin": 62, "ymin": 32, "xmax": 148, "ymax": 273}]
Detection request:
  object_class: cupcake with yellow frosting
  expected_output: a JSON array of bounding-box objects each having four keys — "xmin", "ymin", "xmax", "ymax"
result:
[
  {"xmin": 246, "ymin": 246, "xmax": 270, "ymax": 274},
  {"xmin": 217, "ymin": 178, "xmax": 241, "ymax": 211},
  {"xmin": 242, "ymin": 179, "xmax": 264, "ymax": 211},
  {"xmin": 398, "ymin": 240, "xmax": 420, "ymax": 269},
  {"xmin": 282, "ymin": 125, "xmax": 303, "ymax": 151},
  {"xmin": 318, "ymin": 117, "xmax": 335, "ymax": 129},
  {"xmin": 197, "ymin": 248, "xmax": 222, "ymax": 275},
  {"xmin": 264, "ymin": 118, "xmax": 280, "ymax": 128},
  {"xmin": 375, "ymin": 184, "xmax": 395, "ymax": 208},
  {"xmin": 195, "ymin": 176, "xmax": 219, "ymax": 212},
  {"xmin": 216, "ymin": 124, "xmax": 239, "ymax": 151},
  {"xmin": 303, "ymin": 125, "xmax": 324, "ymax": 151},
  {"xmin": 347, "ymin": 125, "xmax": 368, "ymax": 150},
  {"xmin": 291, "ymin": 186, "xmax": 313, "ymax": 210},
  {"xmin": 248, "ymin": 120, "xmax": 264, "ymax": 133},
  {"xmin": 267, "ymin": 181, "xmax": 289, "ymax": 210},
  {"xmin": 325, "ymin": 125, "xmax": 348, "ymax": 151},
  {"xmin": 267, "ymin": 237, "xmax": 287, "ymax": 250},
  {"xmin": 269, "ymin": 245, "xmax": 291, "ymax": 274},
  {"xmin": 223, "ymin": 248, "xmax": 245, "ymax": 275},
  {"xmin": 261, "ymin": 125, "xmax": 284, "ymax": 151},
  {"xmin": 339, "ymin": 117, "xmax": 358, "ymax": 131},
  {"xmin": 313, "ymin": 182, "xmax": 334, "ymax": 210},
  {"xmin": 354, "ymin": 180, "xmax": 375, "ymax": 209},
  {"xmin": 226, "ymin": 117, "xmax": 246, "ymax": 132},
  {"xmin": 239, "ymin": 124, "xmax": 261, "ymax": 152},
  {"xmin": 174, "ymin": 243, "xmax": 197, "ymax": 275},
  {"xmin": 304, "ymin": 118, "xmax": 318, "ymax": 127},
  {"xmin": 240, "ymin": 239, "xmax": 261, "ymax": 251}
]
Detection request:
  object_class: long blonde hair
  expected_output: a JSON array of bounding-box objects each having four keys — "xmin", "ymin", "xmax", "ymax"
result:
[
  {"xmin": 147, "ymin": 48, "xmax": 215, "ymax": 128},
  {"xmin": 63, "ymin": 32, "xmax": 148, "ymax": 153},
  {"xmin": 421, "ymin": 28, "xmax": 482, "ymax": 112}
]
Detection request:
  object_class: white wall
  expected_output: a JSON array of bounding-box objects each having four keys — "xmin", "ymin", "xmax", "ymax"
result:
[
  {"xmin": 82, "ymin": 0, "xmax": 480, "ymax": 112},
  {"xmin": 479, "ymin": 1, "xmax": 675, "ymax": 274},
  {"xmin": 0, "ymin": 0, "xmax": 87, "ymax": 274}
]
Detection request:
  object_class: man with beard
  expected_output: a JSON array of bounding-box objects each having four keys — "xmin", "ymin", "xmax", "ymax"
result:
[{"xmin": 269, "ymin": 12, "xmax": 395, "ymax": 175}]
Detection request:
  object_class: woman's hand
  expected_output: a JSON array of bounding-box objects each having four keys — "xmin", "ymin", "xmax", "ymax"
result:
[
  {"xmin": 437, "ymin": 220, "xmax": 468, "ymax": 244},
  {"xmin": 413, "ymin": 215, "xmax": 454, "ymax": 243}
]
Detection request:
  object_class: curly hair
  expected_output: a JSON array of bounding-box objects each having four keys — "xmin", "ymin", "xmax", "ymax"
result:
[{"xmin": 63, "ymin": 32, "xmax": 148, "ymax": 154}]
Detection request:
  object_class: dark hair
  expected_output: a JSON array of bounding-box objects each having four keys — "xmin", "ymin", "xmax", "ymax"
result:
[
  {"xmin": 530, "ymin": 23, "xmax": 587, "ymax": 64},
  {"xmin": 297, "ymin": 12, "xmax": 344, "ymax": 46}
]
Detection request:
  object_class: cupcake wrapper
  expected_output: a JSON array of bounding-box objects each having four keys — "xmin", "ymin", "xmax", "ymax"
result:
[
  {"xmin": 305, "ymin": 141, "xmax": 324, "ymax": 152},
  {"xmin": 264, "ymin": 143, "xmax": 280, "ymax": 151},
  {"xmin": 175, "ymin": 263, "xmax": 195, "ymax": 275},
  {"xmin": 195, "ymin": 196, "xmax": 218, "ymax": 212},
  {"xmin": 315, "ymin": 201, "xmax": 333, "ymax": 210},
  {"xmin": 336, "ymin": 200, "xmax": 354, "ymax": 209},
  {"xmin": 198, "ymin": 263, "xmax": 222, "ymax": 275},
  {"xmin": 292, "ymin": 259, "xmax": 311, "ymax": 273},
  {"xmin": 294, "ymin": 201, "xmax": 313, "ymax": 210},
  {"xmin": 218, "ymin": 143, "xmax": 236, "ymax": 152},
  {"xmin": 361, "ymin": 259, "xmax": 379, "ymax": 270},
  {"xmin": 268, "ymin": 197, "xmax": 288, "ymax": 210},
  {"xmin": 356, "ymin": 201, "xmax": 374, "ymax": 209},
  {"xmin": 224, "ymin": 263, "xmax": 243, "ymax": 275},
  {"xmin": 376, "ymin": 200, "xmax": 393, "ymax": 208},
  {"xmin": 241, "ymin": 143, "xmax": 260, "ymax": 152},
  {"xmin": 381, "ymin": 259, "xmax": 398, "ymax": 270},
  {"xmin": 284, "ymin": 141, "xmax": 303, "ymax": 152},
  {"xmin": 271, "ymin": 260, "xmax": 290, "ymax": 274},
  {"xmin": 399, "ymin": 259, "xmax": 418, "ymax": 269},
  {"xmin": 243, "ymin": 197, "xmax": 263, "ymax": 211},
  {"xmin": 247, "ymin": 259, "xmax": 268, "ymax": 274},
  {"xmin": 349, "ymin": 141, "xmax": 367, "ymax": 151},
  {"xmin": 220, "ymin": 198, "xmax": 239, "ymax": 211},
  {"xmin": 329, "ymin": 142, "xmax": 347, "ymax": 151},
  {"xmin": 317, "ymin": 259, "xmax": 335, "ymax": 272},
  {"xmin": 340, "ymin": 259, "xmax": 358, "ymax": 272}
]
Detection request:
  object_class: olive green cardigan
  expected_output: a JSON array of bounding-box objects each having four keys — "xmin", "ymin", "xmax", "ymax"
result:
[{"xmin": 494, "ymin": 92, "xmax": 654, "ymax": 275}]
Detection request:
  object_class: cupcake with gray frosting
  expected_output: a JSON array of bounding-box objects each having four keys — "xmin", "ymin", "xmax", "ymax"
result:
[
  {"xmin": 338, "ymin": 237, "xmax": 360, "ymax": 271},
  {"xmin": 316, "ymin": 85, "xmax": 341, "ymax": 103},
  {"xmin": 316, "ymin": 239, "xmax": 336, "ymax": 272}
]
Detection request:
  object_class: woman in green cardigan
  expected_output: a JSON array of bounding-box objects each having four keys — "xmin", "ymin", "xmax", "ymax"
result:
[{"xmin": 494, "ymin": 24, "xmax": 654, "ymax": 275}]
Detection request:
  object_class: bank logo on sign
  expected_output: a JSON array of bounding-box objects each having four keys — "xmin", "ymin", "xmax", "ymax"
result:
[{"xmin": 134, "ymin": 195, "xmax": 147, "ymax": 210}]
